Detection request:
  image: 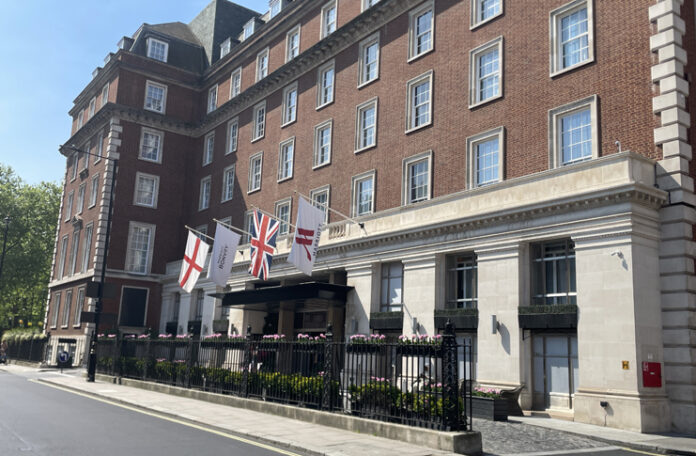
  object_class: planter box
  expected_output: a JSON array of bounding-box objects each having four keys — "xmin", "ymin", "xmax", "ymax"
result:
[
  {"xmin": 470, "ymin": 396, "xmax": 508, "ymax": 421},
  {"xmin": 518, "ymin": 305, "xmax": 577, "ymax": 329},
  {"xmin": 434, "ymin": 309, "xmax": 478, "ymax": 330},
  {"xmin": 369, "ymin": 312, "xmax": 403, "ymax": 331}
]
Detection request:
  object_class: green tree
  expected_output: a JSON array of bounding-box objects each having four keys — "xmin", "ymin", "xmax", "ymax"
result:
[{"xmin": 0, "ymin": 164, "xmax": 61, "ymax": 333}]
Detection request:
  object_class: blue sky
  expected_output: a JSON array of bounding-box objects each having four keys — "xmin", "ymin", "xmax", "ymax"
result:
[{"xmin": 0, "ymin": 0, "xmax": 268, "ymax": 185}]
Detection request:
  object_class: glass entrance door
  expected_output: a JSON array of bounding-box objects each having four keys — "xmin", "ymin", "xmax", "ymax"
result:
[{"xmin": 532, "ymin": 334, "xmax": 578, "ymax": 410}]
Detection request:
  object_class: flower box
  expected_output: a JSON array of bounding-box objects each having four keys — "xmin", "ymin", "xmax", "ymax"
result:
[{"xmin": 470, "ymin": 396, "xmax": 508, "ymax": 421}]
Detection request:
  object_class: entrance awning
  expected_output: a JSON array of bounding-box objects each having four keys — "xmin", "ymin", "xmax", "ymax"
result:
[{"xmin": 212, "ymin": 282, "xmax": 353, "ymax": 312}]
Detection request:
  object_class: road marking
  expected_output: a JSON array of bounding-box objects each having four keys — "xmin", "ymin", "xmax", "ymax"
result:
[
  {"xmin": 619, "ymin": 448, "xmax": 664, "ymax": 456},
  {"xmin": 501, "ymin": 446, "xmax": 620, "ymax": 456},
  {"xmin": 29, "ymin": 379, "xmax": 303, "ymax": 456}
]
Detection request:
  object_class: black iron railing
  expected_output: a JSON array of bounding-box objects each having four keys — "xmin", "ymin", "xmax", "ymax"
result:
[{"xmin": 94, "ymin": 323, "xmax": 471, "ymax": 431}]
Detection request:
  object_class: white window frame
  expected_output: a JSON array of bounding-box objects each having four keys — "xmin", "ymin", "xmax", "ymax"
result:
[
  {"xmin": 380, "ymin": 262, "xmax": 404, "ymax": 312},
  {"xmin": 94, "ymin": 132, "xmax": 103, "ymax": 164},
  {"xmin": 274, "ymin": 198, "xmax": 292, "ymax": 236},
  {"xmin": 65, "ymin": 191, "xmax": 74, "ymax": 221},
  {"xmin": 281, "ymin": 82, "xmax": 298, "ymax": 127},
  {"xmin": 125, "ymin": 221, "xmax": 156, "ymax": 275},
  {"xmin": 133, "ymin": 172, "xmax": 160, "ymax": 208},
  {"xmin": 69, "ymin": 230, "xmax": 80, "ymax": 276},
  {"xmin": 88, "ymin": 97, "xmax": 96, "ymax": 118},
  {"xmin": 74, "ymin": 287, "xmax": 85, "ymax": 327},
  {"xmin": 355, "ymin": 98, "xmax": 378, "ymax": 153},
  {"xmin": 207, "ymin": 84, "xmax": 218, "ymax": 113},
  {"xmin": 89, "ymin": 174, "xmax": 99, "ymax": 208},
  {"xmin": 270, "ymin": 0, "xmax": 282, "ymax": 18},
  {"xmin": 466, "ymin": 126, "xmax": 505, "ymax": 188},
  {"xmin": 100, "ymin": 83, "xmax": 110, "ymax": 108},
  {"xmin": 358, "ymin": 33, "xmax": 380, "ymax": 88},
  {"xmin": 548, "ymin": 95, "xmax": 599, "ymax": 168},
  {"xmin": 76, "ymin": 184, "xmax": 85, "ymax": 215},
  {"xmin": 81, "ymin": 222, "xmax": 93, "ymax": 273},
  {"xmin": 57, "ymin": 235, "xmax": 68, "ymax": 279},
  {"xmin": 256, "ymin": 47, "xmax": 269, "ymax": 82},
  {"xmin": 549, "ymin": 0, "xmax": 594, "ymax": 77},
  {"xmin": 310, "ymin": 185, "xmax": 331, "ymax": 224},
  {"xmin": 313, "ymin": 119, "xmax": 333, "ymax": 168},
  {"xmin": 220, "ymin": 38, "xmax": 232, "ymax": 58},
  {"xmin": 199, "ymin": 176, "xmax": 211, "ymax": 211},
  {"xmin": 278, "ymin": 137, "xmax": 295, "ymax": 182},
  {"xmin": 252, "ymin": 101, "xmax": 266, "ymax": 142},
  {"xmin": 77, "ymin": 110, "xmax": 84, "ymax": 130},
  {"xmin": 243, "ymin": 19, "xmax": 256, "ymax": 40},
  {"xmin": 402, "ymin": 150, "xmax": 433, "ymax": 205},
  {"xmin": 203, "ymin": 132, "xmax": 215, "ymax": 166},
  {"xmin": 195, "ymin": 225, "xmax": 208, "ymax": 242},
  {"xmin": 248, "ymin": 152, "xmax": 264, "ymax": 193},
  {"xmin": 321, "ymin": 1, "xmax": 337, "ymax": 38},
  {"xmin": 316, "ymin": 60, "xmax": 335, "ymax": 109},
  {"xmin": 230, "ymin": 67, "xmax": 242, "ymax": 98},
  {"xmin": 51, "ymin": 292, "xmax": 61, "ymax": 328},
  {"xmin": 81, "ymin": 142, "xmax": 90, "ymax": 171},
  {"xmin": 222, "ymin": 164, "xmax": 236, "ymax": 202},
  {"xmin": 286, "ymin": 25, "xmax": 301, "ymax": 62},
  {"xmin": 243, "ymin": 211, "xmax": 254, "ymax": 244},
  {"xmin": 406, "ymin": 70, "xmax": 433, "ymax": 133},
  {"xmin": 144, "ymin": 80, "xmax": 167, "ymax": 114},
  {"xmin": 139, "ymin": 128, "xmax": 163, "ymax": 163},
  {"xmin": 226, "ymin": 118, "xmax": 239, "ymax": 155},
  {"xmin": 470, "ymin": 0, "xmax": 503, "ymax": 29},
  {"xmin": 362, "ymin": 0, "xmax": 380, "ymax": 12},
  {"xmin": 351, "ymin": 170, "xmax": 376, "ymax": 217},
  {"xmin": 408, "ymin": 1, "xmax": 435, "ymax": 61},
  {"xmin": 70, "ymin": 153, "xmax": 78, "ymax": 181},
  {"xmin": 469, "ymin": 36, "xmax": 503, "ymax": 108},
  {"xmin": 147, "ymin": 37, "xmax": 169, "ymax": 62},
  {"xmin": 62, "ymin": 289, "xmax": 72, "ymax": 328}
]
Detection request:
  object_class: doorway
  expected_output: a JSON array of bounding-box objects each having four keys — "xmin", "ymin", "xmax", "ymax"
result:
[{"xmin": 532, "ymin": 333, "xmax": 578, "ymax": 411}]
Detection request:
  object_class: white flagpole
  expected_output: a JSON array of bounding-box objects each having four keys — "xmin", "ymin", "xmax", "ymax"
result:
[
  {"xmin": 293, "ymin": 190, "xmax": 364, "ymax": 229},
  {"xmin": 212, "ymin": 218, "xmax": 252, "ymax": 237},
  {"xmin": 251, "ymin": 205, "xmax": 298, "ymax": 230},
  {"xmin": 184, "ymin": 225, "xmax": 215, "ymax": 242}
]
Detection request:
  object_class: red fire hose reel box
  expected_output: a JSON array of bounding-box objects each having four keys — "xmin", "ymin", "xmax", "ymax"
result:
[{"xmin": 642, "ymin": 362, "xmax": 662, "ymax": 388}]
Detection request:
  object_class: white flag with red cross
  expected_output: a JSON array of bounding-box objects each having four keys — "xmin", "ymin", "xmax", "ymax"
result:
[
  {"xmin": 179, "ymin": 231, "xmax": 210, "ymax": 293},
  {"xmin": 288, "ymin": 197, "xmax": 324, "ymax": 276}
]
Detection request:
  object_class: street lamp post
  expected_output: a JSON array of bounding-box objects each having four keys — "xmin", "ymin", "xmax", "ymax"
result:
[
  {"xmin": 0, "ymin": 216, "xmax": 10, "ymax": 285},
  {"xmin": 60, "ymin": 145, "xmax": 117, "ymax": 382}
]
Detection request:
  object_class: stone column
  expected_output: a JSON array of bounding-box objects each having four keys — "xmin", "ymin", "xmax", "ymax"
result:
[
  {"xmin": 177, "ymin": 293, "xmax": 192, "ymax": 335},
  {"xmin": 402, "ymin": 254, "xmax": 439, "ymax": 335},
  {"xmin": 650, "ymin": 0, "xmax": 696, "ymax": 433},
  {"xmin": 475, "ymin": 243, "xmax": 524, "ymax": 390},
  {"xmin": 573, "ymin": 231, "xmax": 670, "ymax": 432},
  {"xmin": 200, "ymin": 284, "xmax": 217, "ymax": 337},
  {"xmin": 345, "ymin": 263, "xmax": 374, "ymax": 338}
]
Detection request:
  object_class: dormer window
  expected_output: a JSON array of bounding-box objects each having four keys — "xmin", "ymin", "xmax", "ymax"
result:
[
  {"xmin": 243, "ymin": 19, "xmax": 256, "ymax": 40},
  {"xmin": 220, "ymin": 38, "xmax": 231, "ymax": 58},
  {"xmin": 147, "ymin": 38, "xmax": 169, "ymax": 63},
  {"xmin": 270, "ymin": 0, "xmax": 282, "ymax": 18}
]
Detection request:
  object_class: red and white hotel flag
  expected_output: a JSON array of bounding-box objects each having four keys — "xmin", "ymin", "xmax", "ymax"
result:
[
  {"xmin": 288, "ymin": 197, "xmax": 324, "ymax": 276},
  {"xmin": 207, "ymin": 222, "xmax": 240, "ymax": 288},
  {"xmin": 179, "ymin": 231, "xmax": 210, "ymax": 293}
]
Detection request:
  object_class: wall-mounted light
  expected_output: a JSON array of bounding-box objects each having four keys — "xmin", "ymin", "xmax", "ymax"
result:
[{"xmin": 491, "ymin": 314, "xmax": 499, "ymax": 335}]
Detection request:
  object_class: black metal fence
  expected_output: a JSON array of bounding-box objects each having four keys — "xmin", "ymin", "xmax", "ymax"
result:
[
  {"xmin": 2, "ymin": 336, "xmax": 47, "ymax": 363},
  {"xmin": 95, "ymin": 324, "xmax": 472, "ymax": 431}
]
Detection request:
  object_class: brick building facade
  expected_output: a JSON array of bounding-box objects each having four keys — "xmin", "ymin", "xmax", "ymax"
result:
[{"xmin": 46, "ymin": 0, "xmax": 696, "ymax": 433}]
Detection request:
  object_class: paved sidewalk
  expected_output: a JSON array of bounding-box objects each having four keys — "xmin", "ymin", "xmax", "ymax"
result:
[{"xmin": 4, "ymin": 365, "xmax": 695, "ymax": 456}]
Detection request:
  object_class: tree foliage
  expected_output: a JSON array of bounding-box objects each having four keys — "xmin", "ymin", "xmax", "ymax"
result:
[{"xmin": 0, "ymin": 164, "xmax": 61, "ymax": 332}]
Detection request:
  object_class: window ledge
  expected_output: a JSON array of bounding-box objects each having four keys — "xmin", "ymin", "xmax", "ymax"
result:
[
  {"xmin": 280, "ymin": 119, "xmax": 297, "ymax": 129},
  {"xmin": 550, "ymin": 58, "xmax": 594, "ymax": 79},
  {"xmin": 468, "ymin": 93, "xmax": 503, "ymax": 110},
  {"xmin": 470, "ymin": 12, "xmax": 503, "ymax": 30},
  {"xmin": 405, "ymin": 122, "xmax": 432, "ymax": 135},
  {"xmin": 316, "ymin": 100, "xmax": 334, "ymax": 111},
  {"xmin": 277, "ymin": 176, "xmax": 293, "ymax": 184},
  {"xmin": 357, "ymin": 77, "xmax": 379, "ymax": 90},
  {"xmin": 247, "ymin": 188, "xmax": 261, "ymax": 195},
  {"xmin": 143, "ymin": 107, "xmax": 165, "ymax": 115},
  {"xmin": 354, "ymin": 144, "xmax": 376, "ymax": 154},
  {"xmin": 251, "ymin": 135, "xmax": 264, "ymax": 144},
  {"xmin": 313, "ymin": 161, "xmax": 331, "ymax": 170},
  {"xmin": 407, "ymin": 48, "xmax": 434, "ymax": 64}
]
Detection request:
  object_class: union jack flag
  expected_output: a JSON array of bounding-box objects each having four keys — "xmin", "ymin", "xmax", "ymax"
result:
[{"xmin": 248, "ymin": 210, "xmax": 280, "ymax": 280}]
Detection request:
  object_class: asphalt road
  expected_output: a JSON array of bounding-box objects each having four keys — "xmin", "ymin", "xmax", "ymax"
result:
[{"xmin": 0, "ymin": 368, "xmax": 304, "ymax": 456}]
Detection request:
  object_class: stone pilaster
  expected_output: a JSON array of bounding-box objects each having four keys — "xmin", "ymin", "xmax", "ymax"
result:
[
  {"xmin": 345, "ymin": 263, "xmax": 375, "ymax": 339},
  {"xmin": 650, "ymin": 0, "xmax": 696, "ymax": 433},
  {"xmin": 402, "ymin": 254, "xmax": 439, "ymax": 335}
]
